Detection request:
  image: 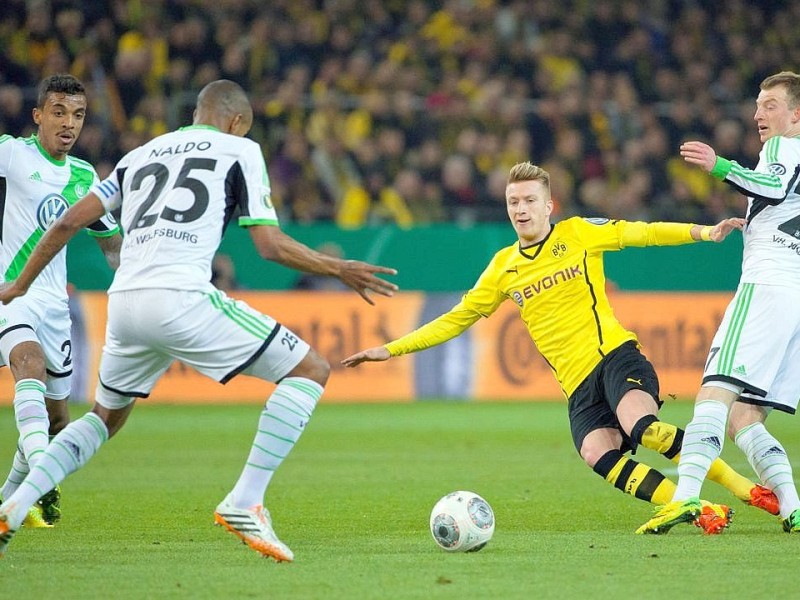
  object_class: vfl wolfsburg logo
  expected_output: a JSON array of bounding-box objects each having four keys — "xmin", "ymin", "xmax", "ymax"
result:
[
  {"xmin": 37, "ymin": 193, "xmax": 70, "ymax": 230},
  {"xmin": 767, "ymin": 163, "xmax": 786, "ymax": 176}
]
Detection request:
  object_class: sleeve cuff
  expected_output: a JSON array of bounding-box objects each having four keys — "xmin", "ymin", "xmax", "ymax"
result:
[
  {"xmin": 87, "ymin": 225, "xmax": 120, "ymax": 238},
  {"xmin": 384, "ymin": 342, "xmax": 399, "ymax": 356},
  {"xmin": 239, "ymin": 217, "xmax": 279, "ymax": 227},
  {"xmin": 710, "ymin": 156, "xmax": 732, "ymax": 180}
]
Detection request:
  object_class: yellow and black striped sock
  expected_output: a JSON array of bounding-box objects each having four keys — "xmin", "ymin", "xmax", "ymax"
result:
[
  {"xmin": 592, "ymin": 449, "xmax": 675, "ymax": 505},
  {"xmin": 631, "ymin": 415, "xmax": 682, "ymax": 458},
  {"xmin": 633, "ymin": 416, "xmax": 753, "ymax": 502}
]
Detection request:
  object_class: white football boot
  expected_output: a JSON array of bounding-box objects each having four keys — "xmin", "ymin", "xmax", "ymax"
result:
[{"xmin": 214, "ymin": 495, "xmax": 294, "ymax": 562}]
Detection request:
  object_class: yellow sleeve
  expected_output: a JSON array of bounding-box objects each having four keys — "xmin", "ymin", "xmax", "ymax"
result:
[
  {"xmin": 385, "ymin": 305, "xmax": 481, "ymax": 356},
  {"xmin": 617, "ymin": 221, "xmax": 697, "ymax": 248},
  {"xmin": 385, "ymin": 257, "xmax": 506, "ymax": 357}
]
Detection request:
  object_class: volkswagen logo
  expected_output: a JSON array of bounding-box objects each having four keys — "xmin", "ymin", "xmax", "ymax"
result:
[{"xmin": 36, "ymin": 194, "xmax": 70, "ymax": 230}]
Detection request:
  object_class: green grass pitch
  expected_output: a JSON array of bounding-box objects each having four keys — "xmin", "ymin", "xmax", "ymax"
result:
[{"xmin": 1, "ymin": 400, "xmax": 797, "ymax": 599}]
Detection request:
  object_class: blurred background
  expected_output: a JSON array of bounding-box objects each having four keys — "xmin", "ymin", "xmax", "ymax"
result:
[
  {"xmin": 1, "ymin": 0, "xmax": 794, "ymax": 402},
  {"xmin": 2, "ymin": 0, "xmax": 796, "ymax": 231}
]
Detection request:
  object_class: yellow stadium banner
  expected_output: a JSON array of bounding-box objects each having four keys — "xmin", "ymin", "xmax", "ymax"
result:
[{"xmin": 0, "ymin": 291, "xmax": 733, "ymax": 404}]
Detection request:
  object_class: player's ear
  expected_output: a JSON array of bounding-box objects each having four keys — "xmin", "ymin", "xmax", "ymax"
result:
[
  {"xmin": 228, "ymin": 113, "xmax": 251, "ymax": 137},
  {"xmin": 32, "ymin": 107, "xmax": 42, "ymax": 126},
  {"xmin": 228, "ymin": 114, "xmax": 241, "ymax": 135}
]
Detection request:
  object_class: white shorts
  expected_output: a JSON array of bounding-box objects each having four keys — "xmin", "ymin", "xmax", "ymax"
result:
[
  {"xmin": 96, "ymin": 289, "xmax": 309, "ymax": 408},
  {"xmin": 0, "ymin": 290, "xmax": 72, "ymax": 400},
  {"xmin": 703, "ymin": 282, "xmax": 800, "ymax": 414}
]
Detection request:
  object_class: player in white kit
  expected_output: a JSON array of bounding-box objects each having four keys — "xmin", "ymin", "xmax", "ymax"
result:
[
  {"xmin": 0, "ymin": 80, "xmax": 398, "ymax": 561},
  {"xmin": 638, "ymin": 71, "xmax": 800, "ymax": 534},
  {"xmin": 0, "ymin": 75, "xmax": 121, "ymax": 527}
]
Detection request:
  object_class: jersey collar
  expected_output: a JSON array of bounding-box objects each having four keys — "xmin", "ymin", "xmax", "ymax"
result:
[
  {"xmin": 179, "ymin": 124, "xmax": 221, "ymax": 132},
  {"xmin": 32, "ymin": 135, "xmax": 67, "ymax": 166},
  {"xmin": 517, "ymin": 223, "xmax": 554, "ymax": 260}
]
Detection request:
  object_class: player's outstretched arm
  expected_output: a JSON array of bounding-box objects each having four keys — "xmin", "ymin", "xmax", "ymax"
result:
[
  {"xmin": 249, "ymin": 225, "xmax": 398, "ymax": 305},
  {"xmin": 626, "ymin": 217, "xmax": 747, "ymax": 248},
  {"xmin": 342, "ymin": 306, "xmax": 481, "ymax": 368},
  {"xmin": 0, "ymin": 193, "xmax": 107, "ymax": 304},
  {"xmin": 341, "ymin": 346, "xmax": 391, "ymax": 367}
]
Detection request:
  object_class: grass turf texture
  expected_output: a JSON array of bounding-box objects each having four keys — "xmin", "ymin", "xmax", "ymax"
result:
[{"xmin": 1, "ymin": 401, "xmax": 797, "ymax": 599}]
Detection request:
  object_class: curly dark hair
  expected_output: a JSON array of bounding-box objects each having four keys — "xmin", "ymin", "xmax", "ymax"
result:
[{"xmin": 36, "ymin": 74, "xmax": 86, "ymax": 108}]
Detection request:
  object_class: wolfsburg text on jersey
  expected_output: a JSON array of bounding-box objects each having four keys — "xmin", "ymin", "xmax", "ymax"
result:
[{"xmin": 124, "ymin": 227, "xmax": 199, "ymax": 248}]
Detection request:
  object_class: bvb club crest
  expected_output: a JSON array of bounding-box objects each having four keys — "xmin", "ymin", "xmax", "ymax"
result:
[{"xmin": 551, "ymin": 241, "xmax": 567, "ymax": 258}]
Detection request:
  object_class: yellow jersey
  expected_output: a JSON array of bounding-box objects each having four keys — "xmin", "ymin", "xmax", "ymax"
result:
[{"xmin": 385, "ymin": 217, "xmax": 699, "ymax": 397}]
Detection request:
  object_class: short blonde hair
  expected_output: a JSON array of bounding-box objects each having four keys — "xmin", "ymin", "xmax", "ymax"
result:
[
  {"xmin": 761, "ymin": 71, "xmax": 800, "ymax": 108},
  {"xmin": 507, "ymin": 162, "xmax": 550, "ymax": 188}
]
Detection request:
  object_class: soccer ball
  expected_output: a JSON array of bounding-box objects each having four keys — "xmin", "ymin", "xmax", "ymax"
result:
[{"xmin": 429, "ymin": 490, "xmax": 495, "ymax": 552}]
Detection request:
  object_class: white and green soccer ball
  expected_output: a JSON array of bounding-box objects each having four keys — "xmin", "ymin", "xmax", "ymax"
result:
[{"xmin": 429, "ymin": 491, "xmax": 495, "ymax": 552}]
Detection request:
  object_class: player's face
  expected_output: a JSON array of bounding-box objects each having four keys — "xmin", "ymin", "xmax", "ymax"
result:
[
  {"xmin": 506, "ymin": 179, "xmax": 553, "ymax": 245},
  {"xmin": 33, "ymin": 92, "xmax": 87, "ymax": 160},
  {"xmin": 754, "ymin": 85, "xmax": 800, "ymax": 143}
]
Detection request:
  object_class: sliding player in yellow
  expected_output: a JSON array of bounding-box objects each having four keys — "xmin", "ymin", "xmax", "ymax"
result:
[{"xmin": 343, "ymin": 161, "xmax": 779, "ymax": 533}]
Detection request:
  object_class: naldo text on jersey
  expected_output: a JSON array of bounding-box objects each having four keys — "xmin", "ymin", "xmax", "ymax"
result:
[{"xmin": 148, "ymin": 141, "xmax": 212, "ymax": 159}]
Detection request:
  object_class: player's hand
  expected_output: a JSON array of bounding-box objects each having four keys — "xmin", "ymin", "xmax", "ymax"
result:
[
  {"xmin": 338, "ymin": 261, "xmax": 398, "ymax": 305},
  {"xmin": 680, "ymin": 141, "xmax": 717, "ymax": 172},
  {"xmin": 0, "ymin": 281, "xmax": 26, "ymax": 305},
  {"xmin": 709, "ymin": 217, "xmax": 746, "ymax": 242},
  {"xmin": 341, "ymin": 346, "xmax": 391, "ymax": 367}
]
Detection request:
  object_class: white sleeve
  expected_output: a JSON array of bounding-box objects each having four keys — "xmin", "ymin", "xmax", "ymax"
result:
[
  {"xmin": 0, "ymin": 135, "xmax": 15, "ymax": 176},
  {"xmin": 236, "ymin": 143, "xmax": 279, "ymax": 227},
  {"xmin": 90, "ymin": 154, "xmax": 132, "ymax": 213},
  {"xmin": 722, "ymin": 137, "xmax": 800, "ymax": 203},
  {"xmin": 84, "ymin": 166, "xmax": 120, "ymax": 236}
]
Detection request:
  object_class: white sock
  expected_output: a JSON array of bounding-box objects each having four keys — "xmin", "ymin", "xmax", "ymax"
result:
[
  {"xmin": 229, "ymin": 377, "xmax": 323, "ymax": 508},
  {"xmin": 736, "ymin": 423, "xmax": 800, "ymax": 519},
  {"xmin": 13, "ymin": 379, "xmax": 48, "ymax": 468},
  {"xmin": 673, "ymin": 400, "xmax": 729, "ymax": 501},
  {"xmin": 2, "ymin": 412, "xmax": 108, "ymax": 529},
  {"xmin": 0, "ymin": 444, "xmax": 29, "ymax": 500}
]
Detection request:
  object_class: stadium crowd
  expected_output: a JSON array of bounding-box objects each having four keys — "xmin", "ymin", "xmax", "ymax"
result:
[{"xmin": 0, "ymin": 0, "xmax": 796, "ymax": 227}]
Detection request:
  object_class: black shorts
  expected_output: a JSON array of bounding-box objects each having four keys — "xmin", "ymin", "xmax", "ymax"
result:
[{"xmin": 567, "ymin": 341, "xmax": 661, "ymax": 454}]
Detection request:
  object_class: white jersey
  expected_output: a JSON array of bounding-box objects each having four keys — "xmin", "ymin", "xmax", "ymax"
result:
[
  {"xmin": 92, "ymin": 125, "xmax": 278, "ymax": 293},
  {"xmin": 0, "ymin": 134, "xmax": 119, "ymax": 302},
  {"xmin": 718, "ymin": 135, "xmax": 800, "ymax": 289}
]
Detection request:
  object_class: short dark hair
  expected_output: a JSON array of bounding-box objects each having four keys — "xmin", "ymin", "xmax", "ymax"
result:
[{"xmin": 37, "ymin": 74, "xmax": 86, "ymax": 108}]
